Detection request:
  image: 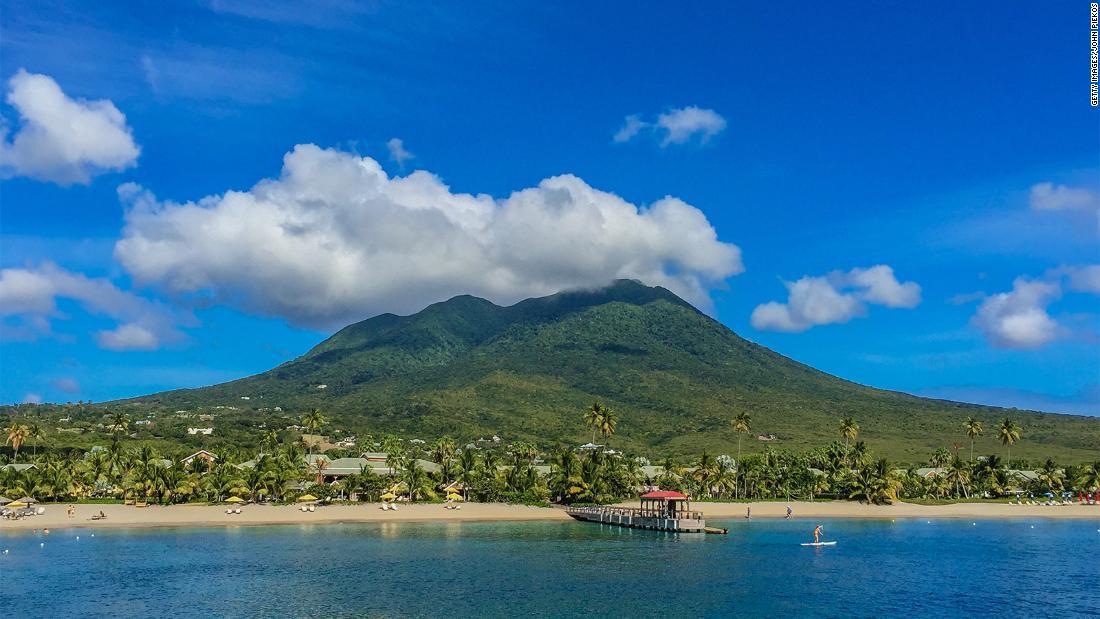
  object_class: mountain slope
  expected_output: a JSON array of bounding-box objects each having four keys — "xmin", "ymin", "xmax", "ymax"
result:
[{"xmin": 133, "ymin": 280, "xmax": 1100, "ymax": 462}]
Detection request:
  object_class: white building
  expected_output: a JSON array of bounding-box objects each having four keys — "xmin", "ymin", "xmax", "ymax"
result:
[{"xmin": 187, "ymin": 427, "xmax": 214, "ymax": 436}]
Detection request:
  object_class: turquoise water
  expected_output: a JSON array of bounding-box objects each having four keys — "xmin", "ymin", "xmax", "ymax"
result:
[{"xmin": 2, "ymin": 518, "xmax": 1098, "ymax": 617}]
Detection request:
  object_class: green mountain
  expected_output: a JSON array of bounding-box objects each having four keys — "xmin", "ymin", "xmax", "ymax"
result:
[{"xmin": 133, "ymin": 280, "xmax": 1099, "ymax": 462}]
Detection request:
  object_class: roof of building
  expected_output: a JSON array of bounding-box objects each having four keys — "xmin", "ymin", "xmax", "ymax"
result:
[
  {"xmin": 1, "ymin": 463, "xmax": 36, "ymax": 472},
  {"xmin": 640, "ymin": 490, "xmax": 687, "ymax": 499}
]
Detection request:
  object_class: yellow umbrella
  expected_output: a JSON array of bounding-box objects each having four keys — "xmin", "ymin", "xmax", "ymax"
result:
[
  {"xmin": 6, "ymin": 501, "xmax": 27, "ymax": 508},
  {"xmin": 380, "ymin": 492, "xmax": 397, "ymax": 500},
  {"xmin": 447, "ymin": 492, "xmax": 463, "ymax": 501},
  {"xmin": 297, "ymin": 494, "xmax": 318, "ymax": 502},
  {"xmin": 225, "ymin": 496, "xmax": 245, "ymax": 504}
]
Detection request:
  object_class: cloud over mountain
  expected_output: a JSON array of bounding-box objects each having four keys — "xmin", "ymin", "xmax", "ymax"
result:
[
  {"xmin": 114, "ymin": 144, "xmax": 742, "ymax": 328},
  {"xmin": 0, "ymin": 70, "xmax": 139, "ymax": 185}
]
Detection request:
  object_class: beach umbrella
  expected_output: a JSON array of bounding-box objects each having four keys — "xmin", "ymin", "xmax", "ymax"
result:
[
  {"xmin": 225, "ymin": 496, "xmax": 245, "ymax": 504},
  {"xmin": 0, "ymin": 496, "xmax": 11, "ymax": 505},
  {"xmin": 6, "ymin": 501, "xmax": 27, "ymax": 508},
  {"xmin": 297, "ymin": 494, "xmax": 318, "ymax": 502},
  {"xmin": 447, "ymin": 493, "xmax": 463, "ymax": 501},
  {"xmin": 16, "ymin": 497, "xmax": 36, "ymax": 504},
  {"xmin": 380, "ymin": 492, "xmax": 397, "ymax": 500}
]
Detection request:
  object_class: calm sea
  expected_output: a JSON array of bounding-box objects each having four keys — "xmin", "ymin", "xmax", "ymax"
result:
[{"xmin": 2, "ymin": 518, "xmax": 1097, "ymax": 617}]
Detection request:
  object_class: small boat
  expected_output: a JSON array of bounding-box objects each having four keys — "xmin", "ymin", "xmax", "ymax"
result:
[{"xmin": 704, "ymin": 526, "xmax": 728, "ymax": 535}]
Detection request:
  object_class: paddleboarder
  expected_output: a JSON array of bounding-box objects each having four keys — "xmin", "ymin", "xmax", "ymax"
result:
[{"xmin": 812, "ymin": 524, "xmax": 823, "ymax": 544}]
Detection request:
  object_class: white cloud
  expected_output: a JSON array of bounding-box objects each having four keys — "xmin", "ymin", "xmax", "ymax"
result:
[
  {"xmin": 751, "ymin": 265, "xmax": 920, "ymax": 332},
  {"xmin": 386, "ymin": 137, "xmax": 413, "ymax": 166},
  {"xmin": 113, "ymin": 144, "xmax": 743, "ymax": 328},
  {"xmin": 51, "ymin": 377, "xmax": 81, "ymax": 394},
  {"xmin": 96, "ymin": 323, "xmax": 160, "ymax": 351},
  {"xmin": 613, "ymin": 115, "xmax": 647, "ymax": 143},
  {"xmin": 0, "ymin": 263, "xmax": 186, "ymax": 350},
  {"xmin": 1029, "ymin": 182, "xmax": 1100, "ymax": 212},
  {"xmin": 613, "ymin": 106, "xmax": 726, "ymax": 147},
  {"xmin": 1062, "ymin": 264, "xmax": 1100, "ymax": 294},
  {"xmin": 0, "ymin": 69, "xmax": 140, "ymax": 185},
  {"xmin": 21, "ymin": 393, "xmax": 42, "ymax": 404},
  {"xmin": 845, "ymin": 265, "xmax": 922, "ymax": 308},
  {"xmin": 655, "ymin": 106, "xmax": 726, "ymax": 146},
  {"xmin": 972, "ymin": 277, "xmax": 1061, "ymax": 349}
]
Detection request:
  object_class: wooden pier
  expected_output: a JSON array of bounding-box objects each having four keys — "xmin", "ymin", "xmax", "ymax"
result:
[{"xmin": 566, "ymin": 490, "xmax": 708, "ymax": 533}]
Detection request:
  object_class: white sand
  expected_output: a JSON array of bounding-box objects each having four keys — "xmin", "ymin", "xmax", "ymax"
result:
[{"xmin": 3, "ymin": 500, "xmax": 1097, "ymax": 531}]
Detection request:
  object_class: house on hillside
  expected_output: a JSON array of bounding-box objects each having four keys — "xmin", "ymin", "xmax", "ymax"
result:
[
  {"xmin": 181, "ymin": 450, "xmax": 219, "ymax": 467},
  {"xmin": 187, "ymin": 427, "xmax": 214, "ymax": 436}
]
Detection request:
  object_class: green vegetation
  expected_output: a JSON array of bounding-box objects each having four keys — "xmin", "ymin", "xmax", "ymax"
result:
[
  {"xmin": 5, "ymin": 406, "xmax": 1099, "ymax": 508},
  {"xmin": 4, "ymin": 280, "xmax": 1098, "ymax": 464}
]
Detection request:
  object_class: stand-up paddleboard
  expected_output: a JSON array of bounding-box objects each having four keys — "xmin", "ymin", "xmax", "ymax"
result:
[{"xmin": 800, "ymin": 541, "xmax": 837, "ymax": 546}]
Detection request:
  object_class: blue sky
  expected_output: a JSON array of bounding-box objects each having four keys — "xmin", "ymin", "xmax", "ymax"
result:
[{"xmin": 1, "ymin": 1, "xmax": 1098, "ymax": 414}]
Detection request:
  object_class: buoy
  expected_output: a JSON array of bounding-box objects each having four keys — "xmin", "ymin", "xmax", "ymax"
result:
[
  {"xmin": 76, "ymin": 536, "xmax": 80, "ymax": 540},
  {"xmin": 40, "ymin": 543, "xmax": 44, "ymax": 547},
  {"xmin": 972, "ymin": 523, "xmax": 976, "ymax": 526},
  {"xmin": 1030, "ymin": 525, "xmax": 1034, "ymax": 529}
]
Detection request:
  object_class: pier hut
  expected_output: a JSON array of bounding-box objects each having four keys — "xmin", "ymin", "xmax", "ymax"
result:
[{"xmin": 566, "ymin": 490, "xmax": 707, "ymax": 533}]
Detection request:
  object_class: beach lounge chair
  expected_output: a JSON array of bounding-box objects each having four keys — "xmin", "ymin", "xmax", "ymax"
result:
[{"xmin": 307, "ymin": 505, "xmax": 315, "ymax": 512}]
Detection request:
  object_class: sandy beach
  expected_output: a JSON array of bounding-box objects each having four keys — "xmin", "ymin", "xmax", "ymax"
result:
[{"xmin": 3, "ymin": 500, "xmax": 1097, "ymax": 531}]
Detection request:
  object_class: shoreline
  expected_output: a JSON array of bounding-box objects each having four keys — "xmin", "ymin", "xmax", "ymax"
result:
[{"xmin": 3, "ymin": 501, "xmax": 1097, "ymax": 532}]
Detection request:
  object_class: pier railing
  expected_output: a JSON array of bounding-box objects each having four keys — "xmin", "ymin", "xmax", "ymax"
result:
[{"xmin": 566, "ymin": 505, "xmax": 704, "ymax": 521}]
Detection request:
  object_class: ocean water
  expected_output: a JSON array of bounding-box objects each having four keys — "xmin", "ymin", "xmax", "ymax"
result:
[{"xmin": 2, "ymin": 518, "xmax": 1097, "ymax": 618}]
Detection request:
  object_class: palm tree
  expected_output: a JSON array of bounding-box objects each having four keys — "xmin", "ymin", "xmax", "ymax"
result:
[
  {"xmin": 1036, "ymin": 458, "xmax": 1064, "ymax": 494},
  {"xmin": 929, "ymin": 447, "xmax": 951, "ymax": 468},
  {"xmin": 848, "ymin": 458, "xmax": 896, "ymax": 505},
  {"xmin": 401, "ymin": 460, "xmax": 430, "ymax": 502},
  {"xmin": 998, "ymin": 419, "xmax": 1021, "ymax": 463},
  {"xmin": 27, "ymin": 423, "xmax": 43, "ymax": 458},
  {"xmin": 6, "ymin": 424, "xmax": 29, "ymax": 461},
  {"xmin": 945, "ymin": 457, "xmax": 971, "ymax": 498},
  {"xmin": 964, "ymin": 417, "xmax": 983, "ymax": 462},
  {"xmin": 108, "ymin": 411, "xmax": 130, "ymax": 439},
  {"xmin": 731, "ymin": 412, "xmax": 750, "ymax": 497},
  {"xmin": 1077, "ymin": 461, "xmax": 1100, "ymax": 494},
  {"xmin": 260, "ymin": 430, "xmax": 280, "ymax": 456},
  {"xmin": 432, "ymin": 437, "xmax": 456, "ymax": 465},
  {"xmin": 583, "ymin": 402, "xmax": 608, "ymax": 444},
  {"xmin": 839, "ymin": 417, "xmax": 859, "ymax": 465},
  {"xmin": 597, "ymin": 407, "xmax": 618, "ymax": 444},
  {"xmin": 301, "ymin": 409, "xmax": 326, "ymax": 457}
]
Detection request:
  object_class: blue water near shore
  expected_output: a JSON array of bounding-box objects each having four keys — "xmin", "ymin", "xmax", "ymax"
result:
[{"xmin": 2, "ymin": 518, "xmax": 1098, "ymax": 617}]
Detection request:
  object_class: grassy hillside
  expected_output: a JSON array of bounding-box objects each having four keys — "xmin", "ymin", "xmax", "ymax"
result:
[{"xmin": 126, "ymin": 280, "xmax": 1100, "ymax": 463}]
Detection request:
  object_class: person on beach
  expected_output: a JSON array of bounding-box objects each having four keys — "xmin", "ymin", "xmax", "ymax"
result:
[
  {"xmin": 812, "ymin": 524, "xmax": 823, "ymax": 543},
  {"xmin": 745, "ymin": 506, "xmax": 751, "ymax": 519},
  {"xmin": 785, "ymin": 505, "xmax": 793, "ymax": 519}
]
